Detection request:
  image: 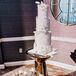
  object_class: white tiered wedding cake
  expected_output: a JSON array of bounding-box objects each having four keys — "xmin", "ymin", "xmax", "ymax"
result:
[{"xmin": 29, "ymin": 1, "xmax": 53, "ymax": 56}]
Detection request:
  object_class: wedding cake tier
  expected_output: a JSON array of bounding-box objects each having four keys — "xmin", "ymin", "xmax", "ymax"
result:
[
  {"xmin": 33, "ymin": 31, "xmax": 51, "ymax": 55},
  {"xmin": 36, "ymin": 17, "xmax": 50, "ymax": 31},
  {"xmin": 34, "ymin": 31, "xmax": 51, "ymax": 46},
  {"xmin": 36, "ymin": 1, "xmax": 50, "ymax": 32}
]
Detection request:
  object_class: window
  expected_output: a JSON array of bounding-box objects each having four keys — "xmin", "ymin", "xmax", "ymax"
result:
[{"xmin": 51, "ymin": 0, "xmax": 76, "ymax": 25}]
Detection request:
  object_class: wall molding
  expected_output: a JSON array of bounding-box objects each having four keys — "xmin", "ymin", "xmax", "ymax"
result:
[
  {"xmin": 0, "ymin": 36, "xmax": 34, "ymax": 42},
  {"xmin": 4, "ymin": 60, "xmax": 76, "ymax": 71},
  {"xmin": 0, "ymin": 36, "xmax": 76, "ymax": 43},
  {"xmin": 51, "ymin": 36, "xmax": 76, "ymax": 43}
]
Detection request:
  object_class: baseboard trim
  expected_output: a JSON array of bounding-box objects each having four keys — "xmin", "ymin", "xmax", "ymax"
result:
[
  {"xmin": 4, "ymin": 60, "xmax": 76, "ymax": 71},
  {"xmin": 4, "ymin": 60, "xmax": 34, "ymax": 67},
  {"xmin": 0, "ymin": 64, "xmax": 5, "ymax": 69},
  {"xmin": 46, "ymin": 60, "xmax": 76, "ymax": 71}
]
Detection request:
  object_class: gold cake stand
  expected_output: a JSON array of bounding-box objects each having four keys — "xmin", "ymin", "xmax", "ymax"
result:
[{"xmin": 26, "ymin": 50, "xmax": 50, "ymax": 76}]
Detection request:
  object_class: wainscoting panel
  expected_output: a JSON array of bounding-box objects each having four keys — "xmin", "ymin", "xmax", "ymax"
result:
[{"xmin": 1, "ymin": 41, "xmax": 26, "ymax": 62}]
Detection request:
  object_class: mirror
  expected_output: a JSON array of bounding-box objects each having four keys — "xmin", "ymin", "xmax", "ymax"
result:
[{"xmin": 50, "ymin": 0, "xmax": 76, "ymax": 25}]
